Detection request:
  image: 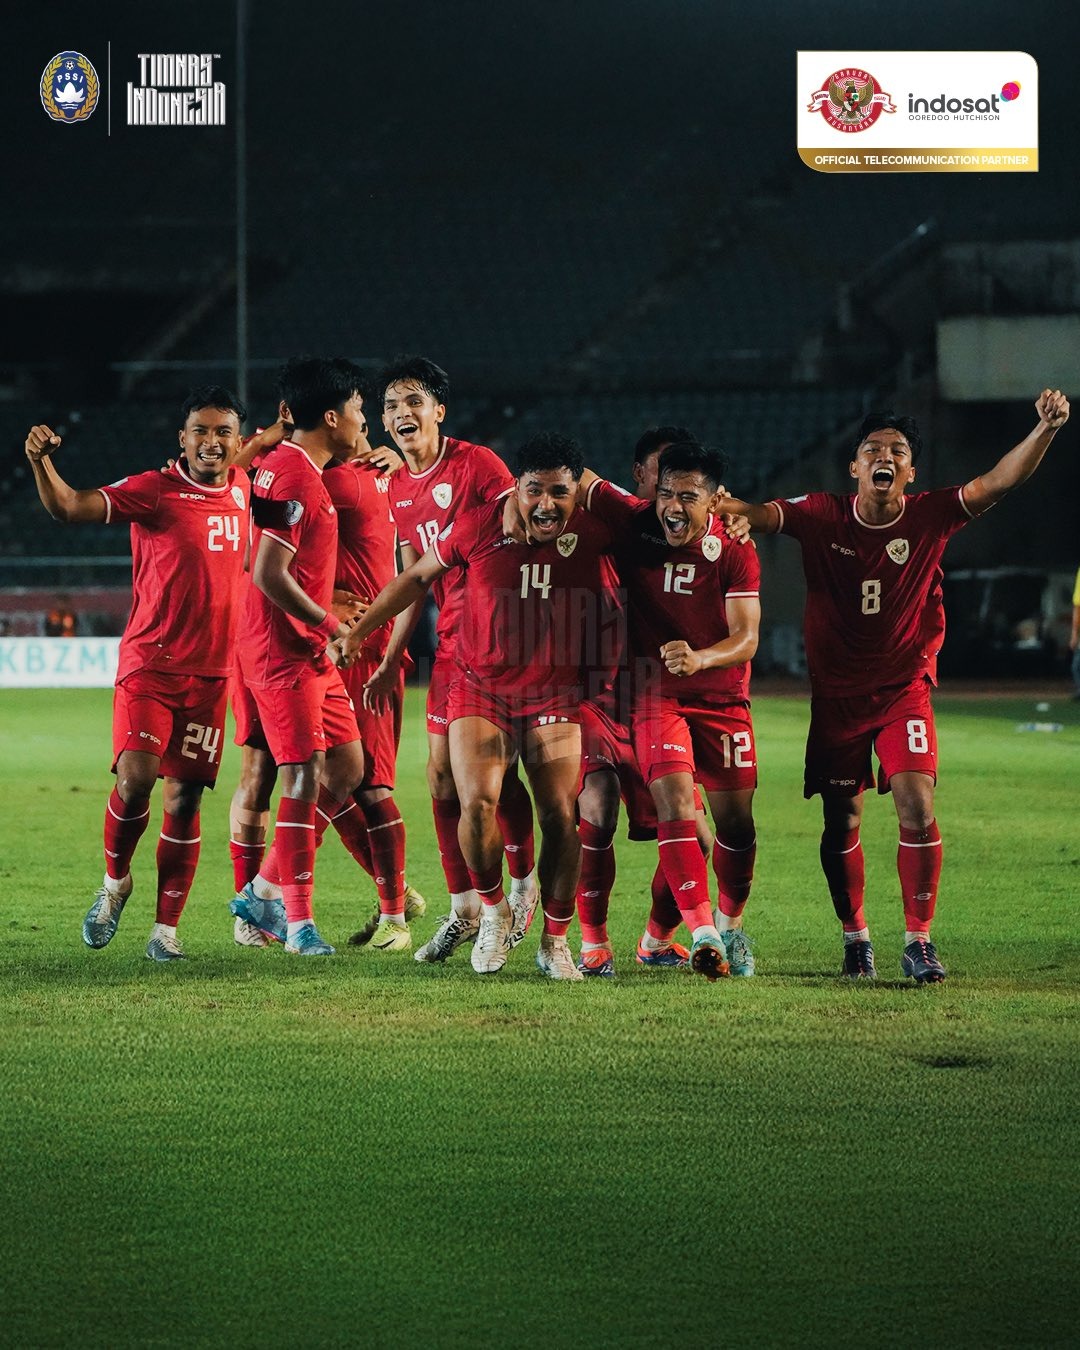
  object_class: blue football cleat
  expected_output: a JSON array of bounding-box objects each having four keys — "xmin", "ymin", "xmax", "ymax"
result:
[
  {"xmin": 284, "ymin": 922, "xmax": 335, "ymax": 956},
  {"xmin": 720, "ymin": 928, "xmax": 755, "ymax": 977},
  {"xmin": 229, "ymin": 884, "xmax": 286, "ymax": 944},
  {"xmin": 635, "ymin": 939, "xmax": 690, "ymax": 968},
  {"xmin": 83, "ymin": 877, "xmax": 132, "ymax": 949},
  {"xmin": 577, "ymin": 947, "xmax": 616, "ymax": 978}
]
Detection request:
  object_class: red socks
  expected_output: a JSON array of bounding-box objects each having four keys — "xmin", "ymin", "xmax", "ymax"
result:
[
  {"xmin": 229, "ymin": 839, "xmax": 264, "ymax": 892},
  {"xmin": 657, "ymin": 819, "xmax": 713, "ymax": 929},
  {"xmin": 645, "ymin": 863, "xmax": 682, "ymax": 942},
  {"xmin": 156, "ymin": 812, "xmax": 201, "ymax": 925},
  {"xmin": 361, "ymin": 795, "xmax": 407, "ymax": 914},
  {"xmin": 497, "ymin": 773, "xmax": 535, "ymax": 880},
  {"xmin": 898, "ymin": 820, "xmax": 942, "ymax": 931},
  {"xmin": 712, "ymin": 832, "xmax": 756, "ymax": 921},
  {"xmin": 820, "ymin": 827, "xmax": 866, "ymax": 931},
  {"xmin": 541, "ymin": 892, "xmax": 574, "ymax": 938},
  {"xmin": 467, "ymin": 862, "xmax": 504, "ymax": 907},
  {"xmin": 273, "ymin": 797, "xmax": 318, "ymax": 923},
  {"xmin": 432, "ymin": 797, "xmax": 472, "ymax": 894},
  {"xmin": 577, "ymin": 819, "xmax": 616, "ymax": 943},
  {"xmin": 103, "ymin": 787, "xmax": 150, "ymax": 882}
]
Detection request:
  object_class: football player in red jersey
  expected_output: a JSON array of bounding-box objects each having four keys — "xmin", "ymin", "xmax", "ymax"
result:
[
  {"xmin": 228, "ymin": 357, "xmax": 371, "ymax": 956},
  {"xmin": 581, "ymin": 442, "xmax": 762, "ymax": 981},
  {"xmin": 718, "ymin": 389, "xmax": 1070, "ymax": 982},
  {"xmin": 25, "ymin": 387, "xmax": 250, "ymax": 961},
  {"xmin": 576, "ymin": 425, "xmax": 720, "ymax": 977},
  {"xmin": 372, "ymin": 356, "xmax": 538, "ymax": 965},
  {"xmin": 335, "ymin": 433, "xmax": 614, "ymax": 980}
]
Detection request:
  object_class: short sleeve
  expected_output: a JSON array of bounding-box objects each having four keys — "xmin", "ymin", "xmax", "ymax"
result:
[
  {"xmin": 722, "ymin": 537, "xmax": 762, "ymax": 595},
  {"xmin": 587, "ymin": 479, "xmax": 641, "ymax": 532},
  {"xmin": 98, "ymin": 469, "xmax": 163, "ymax": 524},
  {"xmin": 473, "ymin": 447, "xmax": 515, "ymax": 502}
]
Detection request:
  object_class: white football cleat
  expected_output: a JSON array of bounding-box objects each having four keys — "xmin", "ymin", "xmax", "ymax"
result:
[
  {"xmin": 471, "ymin": 906, "xmax": 512, "ymax": 974},
  {"xmin": 233, "ymin": 916, "xmax": 269, "ymax": 947},
  {"xmin": 536, "ymin": 936, "xmax": 584, "ymax": 981}
]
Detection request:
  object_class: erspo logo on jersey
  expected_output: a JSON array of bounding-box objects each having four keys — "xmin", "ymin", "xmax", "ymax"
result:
[
  {"xmin": 40, "ymin": 52, "xmax": 100, "ymax": 123},
  {"xmin": 797, "ymin": 51, "xmax": 1038, "ymax": 173}
]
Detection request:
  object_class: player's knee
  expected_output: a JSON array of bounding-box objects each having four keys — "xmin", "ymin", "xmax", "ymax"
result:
[{"xmin": 534, "ymin": 798, "xmax": 576, "ymax": 842}]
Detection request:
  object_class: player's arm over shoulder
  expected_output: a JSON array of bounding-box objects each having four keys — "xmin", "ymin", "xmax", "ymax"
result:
[{"xmin": 715, "ymin": 494, "xmax": 781, "ymax": 534}]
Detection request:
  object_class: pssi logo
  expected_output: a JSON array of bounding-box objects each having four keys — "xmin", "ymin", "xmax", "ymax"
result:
[
  {"xmin": 807, "ymin": 68, "xmax": 896, "ymax": 133},
  {"xmin": 41, "ymin": 52, "xmax": 99, "ymax": 123}
]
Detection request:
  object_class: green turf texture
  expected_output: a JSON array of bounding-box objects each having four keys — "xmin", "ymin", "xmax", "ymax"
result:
[{"xmin": 2, "ymin": 688, "xmax": 1078, "ymax": 1348}]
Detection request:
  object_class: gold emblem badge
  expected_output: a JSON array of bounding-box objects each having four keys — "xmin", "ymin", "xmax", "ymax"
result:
[
  {"xmin": 556, "ymin": 532, "xmax": 578, "ymax": 557},
  {"xmin": 886, "ymin": 538, "xmax": 909, "ymax": 564},
  {"xmin": 702, "ymin": 535, "xmax": 722, "ymax": 562}
]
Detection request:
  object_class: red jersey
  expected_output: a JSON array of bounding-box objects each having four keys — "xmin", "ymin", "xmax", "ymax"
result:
[
  {"xmin": 388, "ymin": 437, "xmax": 514, "ymax": 655},
  {"xmin": 99, "ymin": 461, "xmax": 249, "ymax": 682},
  {"xmin": 772, "ymin": 487, "xmax": 975, "ymax": 696},
  {"xmin": 238, "ymin": 441, "xmax": 339, "ymax": 686},
  {"xmin": 432, "ymin": 500, "xmax": 614, "ymax": 701},
  {"xmin": 587, "ymin": 479, "xmax": 760, "ymax": 703},
  {"xmin": 325, "ymin": 460, "xmax": 398, "ymax": 660}
]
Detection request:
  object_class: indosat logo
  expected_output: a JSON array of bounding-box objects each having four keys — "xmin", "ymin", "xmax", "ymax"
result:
[{"xmin": 907, "ymin": 81, "xmax": 1021, "ymax": 121}]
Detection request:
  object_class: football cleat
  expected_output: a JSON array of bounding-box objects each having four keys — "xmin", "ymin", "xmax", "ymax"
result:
[
  {"xmin": 901, "ymin": 937, "xmax": 947, "ymax": 984},
  {"xmin": 146, "ymin": 929, "xmax": 186, "ymax": 962},
  {"xmin": 82, "ymin": 875, "xmax": 132, "ymax": 949},
  {"xmin": 347, "ymin": 900, "xmax": 381, "ymax": 947},
  {"xmin": 229, "ymin": 884, "xmax": 286, "ymax": 944},
  {"xmin": 635, "ymin": 939, "xmax": 690, "ymax": 968},
  {"xmin": 536, "ymin": 937, "xmax": 585, "ymax": 981},
  {"xmin": 841, "ymin": 938, "xmax": 877, "ymax": 980},
  {"xmin": 507, "ymin": 877, "xmax": 539, "ymax": 949},
  {"xmin": 689, "ymin": 935, "xmax": 731, "ymax": 982},
  {"xmin": 403, "ymin": 884, "xmax": 427, "ymax": 922},
  {"xmin": 720, "ymin": 928, "xmax": 755, "ymax": 977},
  {"xmin": 471, "ymin": 907, "xmax": 512, "ymax": 974},
  {"xmin": 233, "ymin": 916, "xmax": 269, "ymax": 948},
  {"xmin": 414, "ymin": 912, "xmax": 480, "ymax": 963},
  {"xmin": 577, "ymin": 947, "xmax": 615, "ymax": 978},
  {"xmin": 284, "ymin": 923, "xmax": 335, "ymax": 956},
  {"xmin": 368, "ymin": 918, "xmax": 412, "ymax": 953}
]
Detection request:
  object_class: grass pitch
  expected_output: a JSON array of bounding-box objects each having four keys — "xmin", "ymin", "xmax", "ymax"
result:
[{"xmin": 1, "ymin": 687, "xmax": 1078, "ymax": 1348}]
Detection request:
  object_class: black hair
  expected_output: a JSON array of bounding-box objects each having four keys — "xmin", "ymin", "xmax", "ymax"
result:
[
  {"xmin": 513, "ymin": 431, "xmax": 584, "ymax": 481},
  {"xmin": 853, "ymin": 412, "xmax": 923, "ymax": 463},
  {"xmin": 633, "ymin": 425, "xmax": 695, "ymax": 466},
  {"xmin": 276, "ymin": 356, "xmax": 365, "ymax": 431},
  {"xmin": 180, "ymin": 385, "xmax": 246, "ymax": 426},
  {"xmin": 657, "ymin": 440, "xmax": 728, "ymax": 493},
  {"xmin": 377, "ymin": 354, "xmax": 450, "ymax": 407}
]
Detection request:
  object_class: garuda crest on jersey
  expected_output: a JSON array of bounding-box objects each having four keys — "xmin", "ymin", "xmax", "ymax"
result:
[
  {"xmin": 701, "ymin": 535, "xmax": 722, "ymax": 562},
  {"xmin": 807, "ymin": 68, "xmax": 895, "ymax": 133},
  {"xmin": 556, "ymin": 533, "xmax": 578, "ymax": 557},
  {"xmin": 432, "ymin": 483, "xmax": 453, "ymax": 509},
  {"xmin": 886, "ymin": 538, "xmax": 909, "ymax": 565}
]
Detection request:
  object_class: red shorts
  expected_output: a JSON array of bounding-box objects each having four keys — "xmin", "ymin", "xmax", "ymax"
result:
[
  {"xmin": 340, "ymin": 650, "xmax": 404, "ymax": 790},
  {"xmin": 249, "ymin": 665, "xmax": 361, "ymax": 766},
  {"xmin": 632, "ymin": 697, "xmax": 757, "ymax": 793},
  {"xmin": 112, "ymin": 668, "xmax": 229, "ymax": 785},
  {"xmin": 231, "ymin": 659, "xmax": 269, "ymax": 751},
  {"xmin": 448, "ymin": 674, "xmax": 581, "ymax": 746},
  {"xmin": 805, "ymin": 678, "xmax": 938, "ymax": 799},
  {"xmin": 579, "ymin": 699, "xmax": 658, "ymax": 840},
  {"xmin": 426, "ymin": 648, "xmax": 458, "ymax": 737}
]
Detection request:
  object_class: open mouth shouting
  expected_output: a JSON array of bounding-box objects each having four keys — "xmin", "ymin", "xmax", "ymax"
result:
[
  {"xmin": 530, "ymin": 508, "xmax": 562, "ymax": 539},
  {"xmin": 662, "ymin": 512, "xmax": 690, "ymax": 541},
  {"xmin": 871, "ymin": 464, "xmax": 895, "ymax": 489}
]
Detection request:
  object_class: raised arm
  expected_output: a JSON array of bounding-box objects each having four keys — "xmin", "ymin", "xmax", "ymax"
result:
[
  {"xmin": 962, "ymin": 388, "xmax": 1069, "ymax": 515},
  {"xmin": 660, "ymin": 595, "xmax": 761, "ymax": 677},
  {"xmin": 334, "ymin": 546, "xmax": 449, "ymax": 669},
  {"xmin": 24, "ymin": 425, "xmax": 108, "ymax": 523},
  {"xmin": 361, "ymin": 540, "xmax": 427, "ymax": 712},
  {"xmin": 236, "ymin": 416, "xmax": 292, "ymax": 472}
]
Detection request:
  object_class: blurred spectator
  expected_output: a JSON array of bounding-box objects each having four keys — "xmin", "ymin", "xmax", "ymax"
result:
[{"xmin": 44, "ymin": 597, "xmax": 77, "ymax": 637}]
